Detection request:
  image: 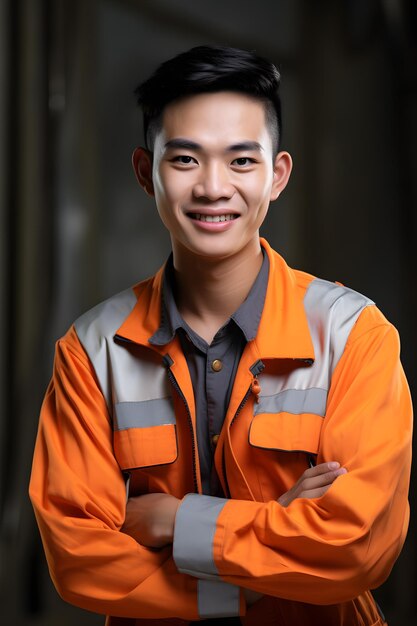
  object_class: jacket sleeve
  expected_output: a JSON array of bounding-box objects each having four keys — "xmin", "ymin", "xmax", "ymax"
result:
[
  {"xmin": 173, "ymin": 305, "xmax": 413, "ymax": 604},
  {"xmin": 29, "ymin": 327, "xmax": 243, "ymax": 620}
]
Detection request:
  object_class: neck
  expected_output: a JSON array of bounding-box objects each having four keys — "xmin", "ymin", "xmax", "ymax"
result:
[{"xmin": 172, "ymin": 238, "xmax": 263, "ymax": 343}]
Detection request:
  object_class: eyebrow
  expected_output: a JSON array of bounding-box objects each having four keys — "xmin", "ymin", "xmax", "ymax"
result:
[
  {"xmin": 227, "ymin": 141, "xmax": 264, "ymax": 153},
  {"xmin": 164, "ymin": 139, "xmax": 201, "ymax": 151},
  {"xmin": 164, "ymin": 138, "xmax": 264, "ymax": 153}
]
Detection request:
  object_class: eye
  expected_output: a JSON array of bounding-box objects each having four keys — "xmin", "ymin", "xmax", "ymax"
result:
[
  {"xmin": 232, "ymin": 157, "xmax": 256, "ymax": 167},
  {"xmin": 172, "ymin": 155, "xmax": 197, "ymax": 165}
]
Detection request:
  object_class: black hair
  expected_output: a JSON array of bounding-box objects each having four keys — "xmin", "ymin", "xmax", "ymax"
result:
[{"xmin": 135, "ymin": 45, "xmax": 282, "ymax": 155}]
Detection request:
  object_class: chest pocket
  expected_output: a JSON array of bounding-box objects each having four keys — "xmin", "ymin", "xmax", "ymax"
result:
[
  {"xmin": 249, "ymin": 387, "xmax": 326, "ymax": 454},
  {"xmin": 113, "ymin": 398, "xmax": 178, "ymax": 470},
  {"xmin": 249, "ymin": 411, "xmax": 323, "ymax": 453}
]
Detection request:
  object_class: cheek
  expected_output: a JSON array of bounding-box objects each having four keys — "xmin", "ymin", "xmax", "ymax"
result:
[
  {"xmin": 154, "ymin": 169, "xmax": 189, "ymax": 209},
  {"xmin": 244, "ymin": 176, "xmax": 274, "ymax": 211}
]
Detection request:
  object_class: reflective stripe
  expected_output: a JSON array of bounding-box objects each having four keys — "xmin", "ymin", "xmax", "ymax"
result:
[
  {"xmin": 74, "ymin": 287, "xmax": 137, "ymax": 348},
  {"xmin": 74, "ymin": 288, "xmax": 171, "ymax": 413},
  {"xmin": 173, "ymin": 494, "xmax": 226, "ymax": 578},
  {"xmin": 257, "ymin": 279, "xmax": 373, "ymax": 409},
  {"xmin": 114, "ymin": 398, "xmax": 175, "ymax": 431},
  {"xmin": 75, "ymin": 288, "xmax": 137, "ymax": 408},
  {"xmin": 303, "ymin": 278, "xmax": 374, "ymax": 390},
  {"xmin": 198, "ymin": 580, "xmax": 240, "ymax": 618},
  {"xmin": 254, "ymin": 387, "xmax": 327, "ymax": 417}
]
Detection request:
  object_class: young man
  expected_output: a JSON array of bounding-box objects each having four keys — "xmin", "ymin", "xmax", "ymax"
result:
[{"xmin": 29, "ymin": 46, "xmax": 412, "ymax": 626}]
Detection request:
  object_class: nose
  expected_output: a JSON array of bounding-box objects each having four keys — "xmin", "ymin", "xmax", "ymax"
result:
[{"xmin": 193, "ymin": 162, "xmax": 234, "ymax": 201}]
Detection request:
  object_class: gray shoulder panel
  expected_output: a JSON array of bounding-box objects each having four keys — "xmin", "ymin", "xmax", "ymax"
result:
[
  {"xmin": 258, "ymin": 278, "xmax": 374, "ymax": 410},
  {"xmin": 74, "ymin": 287, "xmax": 137, "ymax": 352},
  {"xmin": 305, "ymin": 277, "xmax": 374, "ymax": 316},
  {"xmin": 74, "ymin": 288, "xmax": 138, "ymax": 409},
  {"xmin": 73, "ymin": 287, "xmax": 171, "ymax": 418},
  {"xmin": 304, "ymin": 278, "xmax": 374, "ymax": 387}
]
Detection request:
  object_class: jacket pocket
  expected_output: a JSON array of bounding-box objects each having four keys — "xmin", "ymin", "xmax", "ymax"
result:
[
  {"xmin": 113, "ymin": 399, "xmax": 178, "ymax": 470},
  {"xmin": 249, "ymin": 411, "xmax": 323, "ymax": 454}
]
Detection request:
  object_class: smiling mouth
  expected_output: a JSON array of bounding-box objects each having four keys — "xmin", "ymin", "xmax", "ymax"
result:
[{"xmin": 187, "ymin": 213, "xmax": 238, "ymax": 223}]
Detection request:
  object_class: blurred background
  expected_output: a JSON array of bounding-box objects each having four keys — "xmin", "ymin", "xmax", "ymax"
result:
[{"xmin": 0, "ymin": 0, "xmax": 416, "ymax": 624}]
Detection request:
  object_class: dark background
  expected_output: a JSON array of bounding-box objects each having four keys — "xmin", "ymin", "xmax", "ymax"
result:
[{"xmin": 0, "ymin": 0, "xmax": 416, "ymax": 624}]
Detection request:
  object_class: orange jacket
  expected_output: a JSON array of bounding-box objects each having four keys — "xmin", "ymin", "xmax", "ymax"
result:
[{"xmin": 29, "ymin": 239, "xmax": 412, "ymax": 626}]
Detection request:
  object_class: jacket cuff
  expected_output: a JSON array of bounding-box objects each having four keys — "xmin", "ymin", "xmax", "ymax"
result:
[
  {"xmin": 197, "ymin": 580, "xmax": 242, "ymax": 618},
  {"xmin": 173, "ymin": 493, "xmax": 226, "ymax": 578},
  {"xmin": 173, "ymin": 494, "xmax": 241, "ymax": 618}
]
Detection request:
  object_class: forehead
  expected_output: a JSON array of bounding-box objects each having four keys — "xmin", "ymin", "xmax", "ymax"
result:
[{"xmin": 157, "ymin": 91, "xmax": 271, "ymax": 151}]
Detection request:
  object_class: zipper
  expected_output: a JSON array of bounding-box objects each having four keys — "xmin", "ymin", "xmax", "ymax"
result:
[
  {"xmin": 250, "ymin": 359, "xmax": 265, "ymax": 377},
  {"xmin": 163, "ymin": 355, "xmax": 199, "ymax": 494},
  {"xmin": 229, "ymin": 386, "xmax": 252, "ymax": 431},
  {"xmin": 222, "ymin": 359, "xmax": 265, "ymax": 496},
  {"xmin": 230, "ymin": 360, "xmax": 265, "ymax": 430},
  {"xmin": 221, "ymin": 386, "xmax": 252, "ymax": 498}
]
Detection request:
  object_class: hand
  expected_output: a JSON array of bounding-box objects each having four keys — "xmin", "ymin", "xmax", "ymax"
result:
[
  {"xmin": 278, "ymin": 461, "xmax": 347, "ymax": 508},
  {"xmin": 121, "ymin": 493, "xmax": 181, "ymax": 548}
]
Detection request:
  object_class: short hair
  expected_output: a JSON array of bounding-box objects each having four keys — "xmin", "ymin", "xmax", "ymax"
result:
[{"xmin": 135, "ymin": 45, "xmax": 282, "ymax": 155}]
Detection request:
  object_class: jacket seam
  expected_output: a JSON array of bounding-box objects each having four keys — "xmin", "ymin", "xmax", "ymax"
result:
[{"xmin": 345, "ymin": 319, "xmax": 395, "ymax": 350}]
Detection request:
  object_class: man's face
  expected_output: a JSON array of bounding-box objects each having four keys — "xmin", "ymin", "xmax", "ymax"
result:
[{"xmin": 137, "ymin": 91, "xmax": 291, "ymax": 261}]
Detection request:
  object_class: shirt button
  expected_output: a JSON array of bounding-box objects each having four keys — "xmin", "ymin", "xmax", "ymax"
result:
[
  {"xmin": 211, "ymin": 359, "xmax": 223, "ymax": 372},
  {"xmin": 212, "ymin": 434, "xmax": 220, "ymax": 446}
]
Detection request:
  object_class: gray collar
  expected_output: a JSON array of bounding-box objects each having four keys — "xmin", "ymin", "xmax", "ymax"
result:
[{"xmin": 149, "ymin": 249, "xmax": 269, "ymax": 346}]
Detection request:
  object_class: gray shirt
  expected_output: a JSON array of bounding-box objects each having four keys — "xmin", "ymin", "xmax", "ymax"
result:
[{"xmin": 150, "ymin": 251, "xmax": 269, "ymax": 494}]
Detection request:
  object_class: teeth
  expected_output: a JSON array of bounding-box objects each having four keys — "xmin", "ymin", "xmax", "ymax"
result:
[{"xmin": 192, "ymin": 214, "xmax": 237, "ymax": 222}]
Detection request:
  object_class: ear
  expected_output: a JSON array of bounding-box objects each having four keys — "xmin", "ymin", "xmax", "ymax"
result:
[
  {"xmin": 132, "ymin": 147, "xmax": 155, "ymax": 197},
  {"xmin": 270, "ymin": 151, "xmax": 293, "ymax": 201}
]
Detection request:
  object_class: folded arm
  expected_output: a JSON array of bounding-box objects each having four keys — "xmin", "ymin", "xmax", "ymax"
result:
[
  {"xmin": 122, "ymin": 461, "xmax": 348, "ymax": 548},
  {"xmin": 171, "ymin": 311, "xmax": 412, "ymax": 605},
  {"xmin": 122, "ymin": 462, "xmax": 348, "ymax": 606},
  {"xmin": 29, "ymin": 329, "xmax": 236, "ymax": 620}
]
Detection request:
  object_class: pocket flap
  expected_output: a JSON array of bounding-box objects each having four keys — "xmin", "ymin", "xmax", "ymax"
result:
[
  {"xmin": 249, "ymin": 412, "xmax": 323, "ymax": 453},
  {"xmin": 114, "ymin": 424, "xmax": 177, "ymax": 470}
]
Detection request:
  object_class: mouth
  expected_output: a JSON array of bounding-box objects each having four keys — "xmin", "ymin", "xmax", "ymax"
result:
[{"xmin": 187, "ymin": 213, "xmax": 239, "ymax": 223}]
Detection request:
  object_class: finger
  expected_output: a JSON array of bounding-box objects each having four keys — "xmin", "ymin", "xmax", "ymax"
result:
[
  {"xmin": 301, "ymin": 470, "xmax": 347, "ymax": 499},
  {"xmin": 302, "ymin": 461, "xmax": 342, "ymax": 479},
  {"xmin": 301, "ymin": 467, "xmax": 347, "ymax": 491},
  {"xmin": 299, "ymin": 485, "xmax": 334, "ymax": 499}
]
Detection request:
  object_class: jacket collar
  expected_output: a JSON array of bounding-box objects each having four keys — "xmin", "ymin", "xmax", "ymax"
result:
[
  {"xmin": 115, "ymin": 266, "xmax": 165, "ymax": 347},
  {"xmin": 115, "ymin": 238, "xmax": 315, "ymax": 362},
  {"xmin": 254, "ymin": 238, "xmax": 315, "ymax": 360},
  {"xmin": 149, "ymin": 249, "xmax": 269, "ymax": 347}
]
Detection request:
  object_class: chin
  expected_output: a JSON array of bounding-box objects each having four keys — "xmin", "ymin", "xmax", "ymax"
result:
[{"xmin": 183, "ymin": 239, "xmax": 250, "ymax": 261}]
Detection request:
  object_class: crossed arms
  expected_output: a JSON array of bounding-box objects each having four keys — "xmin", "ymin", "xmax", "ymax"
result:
[
  {"xmin": 29, "ymin": 310, "xmax": 412, "ymax": 619},
  {"xmin": 122, "ymin": 462, "xmax": 348, "ymax": 606},
  {"xmin": 122, "ymin": 461, "xmax": 348, "ymax": 548}
]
